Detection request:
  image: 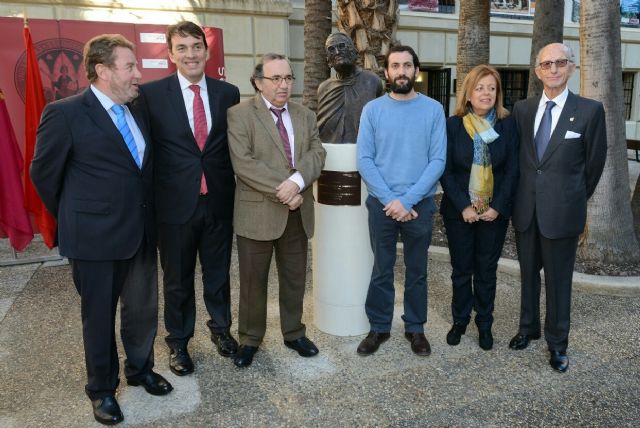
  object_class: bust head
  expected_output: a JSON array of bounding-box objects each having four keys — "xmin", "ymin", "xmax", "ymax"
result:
[{"xmin": 325, "ymin": 33, "xmax": 358, "ymax": 76}]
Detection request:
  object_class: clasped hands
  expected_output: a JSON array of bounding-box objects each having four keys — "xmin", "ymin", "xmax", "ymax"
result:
[
  {"xmin": 276, "ymin": 179, "xmax": 303, "ymax": 210},
  {"xmin": 384, "ymin": 199, "xmax": 418, "ymax": 222},
  {"xmin": 462, "ymin": 205, "xmax": 499, "ymax": 223}
]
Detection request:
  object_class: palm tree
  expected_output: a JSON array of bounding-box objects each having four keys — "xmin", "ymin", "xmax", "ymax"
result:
[
  {"xmin": 455, "ymin": 0, "xmax": 490, "ymax": 94},
  {"xmin": 336, "ymin": 0, "xmax": 399, "ymax": 77},
  {"xmin": 579, "ymin": 0, "xmax": 640, "ymax": 263},
  {"xmin": 303, "ymin": 0, "xmax": 332, "ymax": 111},
  {"xmin": 527, "ymin": 0, "xmax": 564, "ymax": 97}
]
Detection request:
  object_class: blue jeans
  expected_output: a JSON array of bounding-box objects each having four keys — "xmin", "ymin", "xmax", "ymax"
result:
[{"xmin": 364, "ymin": 196, "xmax": 436, "ymax": 333}]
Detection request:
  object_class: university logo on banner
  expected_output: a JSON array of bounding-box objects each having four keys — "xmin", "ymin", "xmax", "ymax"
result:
[{"xmin": 14, "ymin": 37, "xmax": 85, "ymax": 104}]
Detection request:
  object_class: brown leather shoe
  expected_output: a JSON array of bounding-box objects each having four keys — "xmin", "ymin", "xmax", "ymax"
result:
[
  {"xmin": 356, "ymin": 331, "xmax": 390, "ymax": 355},
  {"xmin": 405, "ymin": 332, "xmax": 431, "ymax": 356}
]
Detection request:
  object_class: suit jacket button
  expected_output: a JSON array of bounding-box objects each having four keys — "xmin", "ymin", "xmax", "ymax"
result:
[{"xmin": 536, "ymin": 170, "xmax": 542, "ymax": 175}]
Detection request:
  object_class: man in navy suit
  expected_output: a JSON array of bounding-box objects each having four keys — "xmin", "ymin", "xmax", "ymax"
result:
[
  {"xmin": 139, "ymin": 21, "xmax": 240, "ymax": 375},
  {"xmin": 509, "ymin": 43, "xmax": 607, "ymax": 372},
  {"xmin": 31, "ymin": 34, "xmax": 172, "ymax": 425}
]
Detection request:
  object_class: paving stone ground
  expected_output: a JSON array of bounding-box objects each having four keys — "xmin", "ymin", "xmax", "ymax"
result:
[{"xmin": 1, "ymin": 241, "xmax": 639, "ymax": 427}]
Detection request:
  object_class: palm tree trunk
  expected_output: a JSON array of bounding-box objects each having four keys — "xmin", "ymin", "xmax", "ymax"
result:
[
  {"xmin": 455, "ymin": 0, "xmax": 490, "ymax": 94},
  {"xmin": 303, "ymin": 0, "xmax": 333, "ymax": 111},
  {"xmin": 336, "ymin": 0, "xmax": 399, "ymax": 77},
  {"xmin": 579, "ymin": 0, "xmax": 640, "ymax": 263},
  {"xmin": 527, "ymin": 0, "xmax": 564, "ymax": 97}
]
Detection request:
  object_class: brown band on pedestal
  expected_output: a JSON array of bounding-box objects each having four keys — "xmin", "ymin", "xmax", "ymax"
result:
[{"xmin": 317, "ymin": 171, "xmax": 361, "ymax": 206}]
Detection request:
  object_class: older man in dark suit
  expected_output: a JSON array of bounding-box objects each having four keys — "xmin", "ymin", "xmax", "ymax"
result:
[
  {"xmin": 509, "ymin": 42, "xmax": 607, "ymax": 372},
  {"xmin": 31, "ymin": 34, "xmax": 172, "ymax": 425},
  {"xmin": 139, "ymin": 21, "xmax": 240, "ymax": 375},
  {"xmin": 227, "ymin": 53, "xmax": 326, "ymax": 368}
]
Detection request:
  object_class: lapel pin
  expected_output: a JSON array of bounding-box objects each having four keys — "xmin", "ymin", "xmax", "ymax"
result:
[{"xmin": 569, "ymin": 117, "xmax": 574, "ymax": 122}]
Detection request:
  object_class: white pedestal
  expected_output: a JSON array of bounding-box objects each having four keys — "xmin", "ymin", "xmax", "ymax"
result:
[{"xmin": 312, "ymin": 143, "xmax": 372, "ymax": 336}]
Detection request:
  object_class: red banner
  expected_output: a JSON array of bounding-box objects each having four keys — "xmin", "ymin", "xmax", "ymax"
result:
[
  {"xmin": 0, "ymin": 88, "xmax": 33, "ymax": 251},
  {"xmin": 0, "ymin": 17, "xmax": 226, "ymax": 246},
  {"xmin": 23, "ymin": 23, "xmax": 56, "ymax": 249}
]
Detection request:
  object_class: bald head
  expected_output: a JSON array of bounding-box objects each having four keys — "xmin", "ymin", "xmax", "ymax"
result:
[
  {"xmin": 325, "ymin": 32, "xmax": 359, "ymax": 73},
  {"xmin": 535, "ymin": 42, "xmax": 575, "ymax": 67}
]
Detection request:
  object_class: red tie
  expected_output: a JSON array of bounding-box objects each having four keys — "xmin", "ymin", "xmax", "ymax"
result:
[
  {"xmin": 189, "ymin": 84, "xmax": 208, "ymax": 194},
  {"xmin": 270, "ymin": 107, "xmax": 293, "ymax": 168}
]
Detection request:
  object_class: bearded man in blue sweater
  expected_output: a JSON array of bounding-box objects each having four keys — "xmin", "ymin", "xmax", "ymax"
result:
[{"xmin": 356, "ymin": 45, "xmax": 446, "ymax": 356}]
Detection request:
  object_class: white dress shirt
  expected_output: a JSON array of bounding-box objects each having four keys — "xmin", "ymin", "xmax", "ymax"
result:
[
  {"xmin": 91, "ymin": 84, "xmax": 146, "ymax": 163},
  {"xmin": 534, "ymin": 86, "xmax": 569, "ymax": 138},
  {"xmin": 176, "ymin": 71, "xmax": 212, "ymax": 135},
  {"xmin": 260, "ymin": 95, "xmax": 305, "ymax": 190}
]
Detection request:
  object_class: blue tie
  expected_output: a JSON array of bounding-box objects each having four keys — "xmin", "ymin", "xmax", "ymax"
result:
[
  {"xmin": 535, "ymin": 100, "xmax": 555, "ymax": 161},
  {"xmin": 111, "ymin": 104, "xmax": 142, "ymax": 168}
]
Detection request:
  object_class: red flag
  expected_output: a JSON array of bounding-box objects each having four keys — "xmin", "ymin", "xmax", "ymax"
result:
[
  {"xmin": 23, "ymin": 21, "xmax": 56, "ymax": 249},
  {"xmin": 0, "ymin": 88, "xmax": 34, "ymax": 251}
]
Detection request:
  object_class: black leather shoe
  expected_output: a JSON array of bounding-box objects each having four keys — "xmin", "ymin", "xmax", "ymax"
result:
[
  {"xmin": 127, "ymin": 371, "xmax": 173, "ymax": 396},
  {"xmin": 478, "ymin": 329, "xmax": 493, "ymax": 350},
  {"xmin": 284, "ymin": 336, "xmax": 319, "ymax": 357},
  {"xmin": 91, "ymin": 396, "xmax": 123, "ymax": 425},
  {"xmin": 357, "ymin": 331, "xmax": 390, "ymax": 355},
  {"xmin": 405, "ymin": 332, "xmax": 431, "ymax": 356},
  {"xmin": 549, "ymin": 350, "xmax": 569, "ymax": 372},
  {"xmin": 169, "ymin": 347, "xmax": 194, "ymax": 376},
  {"xmin": 508, "ymin": 332, "xmax": 541, "ymax": 350},
  {"xmin": 211, "ymin": 331, "xmax": 239, "ymax": 357},
  {"xmin": 446, "ymin": 323, "xmax": 467, "ymax": 346},
  {"xmin": 233, "ymin": 345, "xmax": 258, "ymax": 368}
]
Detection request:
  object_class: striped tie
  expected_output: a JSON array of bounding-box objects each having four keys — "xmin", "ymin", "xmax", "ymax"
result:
[
  {"xmin": 111, "ymin": 104, "xmax": 141, "ymax": 168},
  {"xmin": 270, "ymin": 107, "xmax": 293, "ymax": 168}
]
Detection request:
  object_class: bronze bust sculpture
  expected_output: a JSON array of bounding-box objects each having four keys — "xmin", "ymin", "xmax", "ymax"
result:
[{"xmin": 317, "ymin": 33, "xmax": 384, "ymax": 144}]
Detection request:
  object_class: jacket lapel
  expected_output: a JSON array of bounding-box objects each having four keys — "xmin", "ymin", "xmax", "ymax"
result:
[
  {"xmin": 204, "ymin": 76, "xmax": 218, "ymax": 152},
  {"xmin": 129, "ymin": 104, "xmax": 151, "ymax": 170},
  {"xmin": 83, "ymin": 89, "xmax": 139, "ymax": 170},
  {"xmin": 289, "ymin": 102, "xmax": 304, "ymax": 163},
  {"xmin": 522, "ymin": 96, "xmax": 541, "ymax": 166},
  {"xmin": 539, "ymin": 91, "xmax": 577, "ymax": 166}
]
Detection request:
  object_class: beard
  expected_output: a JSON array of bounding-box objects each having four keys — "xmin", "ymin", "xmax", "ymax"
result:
[{"xmin": 389, "ymin": 75, "xmax": 415, "ymax": 94}]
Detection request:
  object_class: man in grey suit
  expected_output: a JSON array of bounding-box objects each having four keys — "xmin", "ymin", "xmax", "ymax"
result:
[
  {"xmin": 509, "ymin": 43, "xmax": 607, "ymax": 372},
  {"xmin": 227, "ymin": 53, "xmax": 326, "ymax": 368}
]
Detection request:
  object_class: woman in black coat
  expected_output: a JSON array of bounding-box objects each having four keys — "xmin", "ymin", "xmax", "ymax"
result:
[{"xmin": 440, "ymin": 64, "xmax": 519, "ymax": 350}]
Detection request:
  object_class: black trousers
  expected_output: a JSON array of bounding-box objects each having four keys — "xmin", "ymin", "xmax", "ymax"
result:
[
  {"xmin": 158, "ymin": 196, "xmax": 233, "ymax": 348},
  {"xmin": 443, "ymin": 216, "xmax": 508, "ymax": 330},
  {"xmin": 70, "ymin": 237, "xmax": 158, "ymax": 400},
  {"xmin": 516, "ymin": 218, "xmax": 578, "ymax": 352}
]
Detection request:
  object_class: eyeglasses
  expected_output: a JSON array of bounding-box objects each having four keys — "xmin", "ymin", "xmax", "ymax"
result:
[
  {"xmin": 537, "ymin": 59, "xmax": 571, "ymax": 70},
  {"xmin": 261, "ymin": 75, "xmax": 295, "ymax": 85},
  {"xmin": 326, "ymin": 42, "xmax": 347, "ymax": 54}
]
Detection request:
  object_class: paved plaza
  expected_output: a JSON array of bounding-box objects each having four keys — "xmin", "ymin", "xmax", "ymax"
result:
[{"xmin": 1, "ymin": 238, "xmax": 639, "ymax": 427}]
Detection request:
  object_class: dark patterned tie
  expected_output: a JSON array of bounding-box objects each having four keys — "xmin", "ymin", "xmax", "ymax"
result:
[
  {"xmin": 270, "ymin": 107, "xmax": 293, "ymax": 168},
  {"xmin": 189, "ymin": 84, "xmax": 208, "ymax": 194},
  {"xmin": 111, "ymin": 104, "xmax": 141, "ymax": 168},
  {"xmin": 535, "ymin": 100, "xmax": 555, "ymax": 161}
]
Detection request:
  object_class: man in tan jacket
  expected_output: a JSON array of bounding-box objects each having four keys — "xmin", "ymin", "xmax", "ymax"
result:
[{"xmin": 227, "ymin": 53, "xmax": 326, "ymax": 368}]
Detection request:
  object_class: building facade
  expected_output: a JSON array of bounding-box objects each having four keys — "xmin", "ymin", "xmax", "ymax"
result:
[{"xmin": 1, "ymin": 0, "xmax": 639, "ymax": 138}]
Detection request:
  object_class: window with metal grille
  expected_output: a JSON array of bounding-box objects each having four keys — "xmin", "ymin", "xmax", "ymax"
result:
[
  {"xmin": 498, "ymin": 69, "xmax": 529, "ymax": 113},
  {"xmin": 413, "ymin": 68, "xmax": 451, "ymax": 116},
  {"xmin": 427, "ymin": 68, "xmax": 451, "ymax": 116},
  {"xmin": 623, "ymin": 72, "xmax": 634, "ymax": 120}
]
